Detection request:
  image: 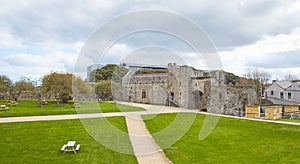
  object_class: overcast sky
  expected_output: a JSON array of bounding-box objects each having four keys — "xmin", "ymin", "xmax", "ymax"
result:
[{"xmin": 1, "ymin": 0, "xmax": 300, "ymax": 81}]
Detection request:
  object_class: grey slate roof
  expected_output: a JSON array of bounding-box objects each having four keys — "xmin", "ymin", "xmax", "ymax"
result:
[{"xmin": 276, "ymin": 81, "xmax": 292, "ymax": 89}]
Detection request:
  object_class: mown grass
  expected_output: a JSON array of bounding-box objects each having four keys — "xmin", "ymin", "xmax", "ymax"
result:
[
  {"xmin": 143, "ymin": 113, "xmax": 300, "ymax": 163},
  {"xmin": 279, "ymin": 118, "xmax": 300, "ymax": 123},
  {"xmin": 0, "ymin": 100, "xmax": 145, "ymax": 117},
  {"xmin": 0, "ymin": 117, "xmax": 137, "ymax": 163}
]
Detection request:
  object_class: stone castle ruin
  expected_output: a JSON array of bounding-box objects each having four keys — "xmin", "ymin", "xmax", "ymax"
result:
[{"xmin": 114, "ymin": 63, "xmax": 257, "ymax": 115}]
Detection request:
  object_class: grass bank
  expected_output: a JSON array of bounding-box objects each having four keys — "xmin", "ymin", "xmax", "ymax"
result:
[
  {"xmin": 143, "ymin": 113, "xmax": 300, "ymax": 163},
  {"xmin": 0, "ymin": 100, "xmax": 144, "ymax": 117},
  {"xmin": 0, "ymin": 117, "xmax": 137, "ymax": 163}
]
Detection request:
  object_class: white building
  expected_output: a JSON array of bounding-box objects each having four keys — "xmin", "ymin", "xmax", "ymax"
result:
[{"xmin": 265, "ymin": 81, "xmax": 300, "ymax": 105}]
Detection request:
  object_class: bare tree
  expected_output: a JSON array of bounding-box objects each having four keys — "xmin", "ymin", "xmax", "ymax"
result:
[
  {"xmin": 245, "ymin": 68, "xmax": 271, "ymax": 84},
  {"xmin": 284, "ymin": 74, "xmax": 298, "ymax": 81},
  {"xmin": 245, "ymin": 68, "xmax": 271, "ymax": 105}
]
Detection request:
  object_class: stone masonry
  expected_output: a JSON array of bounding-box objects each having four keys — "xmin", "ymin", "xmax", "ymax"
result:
[{"xmin": 116, "ymin": 63, "xmax": 257, "ymax": 114}]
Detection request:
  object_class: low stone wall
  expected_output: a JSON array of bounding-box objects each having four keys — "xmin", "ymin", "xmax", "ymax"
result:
[{"xmin": 224, "ymin": 86, "xmax": 258, "ymax": 115}]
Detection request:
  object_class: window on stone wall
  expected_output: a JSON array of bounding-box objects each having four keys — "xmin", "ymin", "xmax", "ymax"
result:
[
  {"xmin": 288, "ymin": 92, "xmax": 292, "ymax": 99},
  {"xmin": 179, "ymin": 92, "xmax": 181, "ymax": 97},
  {"xmin": 195, "ymin": 83, "xmax": 198, "ymax": 86},
  {"xmin": 142, "ymin": 89, "xmax": 146, "ymax": 99},
  {"xmin": 271, "ymin": 91, "xmax": 274, "ymax": 95},
  {"xmin": 280, "ymin": 92, "xmax": 284, "ymax": 99}
]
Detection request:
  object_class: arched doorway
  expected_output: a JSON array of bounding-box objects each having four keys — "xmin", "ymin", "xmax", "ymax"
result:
[{"xmin": 192, "ymin": 90, "xmax": 203, "ymax": 109}]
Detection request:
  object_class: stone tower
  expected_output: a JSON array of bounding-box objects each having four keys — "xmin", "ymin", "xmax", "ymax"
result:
[
  {"xmin": 167, "ymin": 63, "xmax": 194, "ymax": 108},
  {"xmin": 208, "ymin": 71, "xmax": 226, "ymax": 114}
]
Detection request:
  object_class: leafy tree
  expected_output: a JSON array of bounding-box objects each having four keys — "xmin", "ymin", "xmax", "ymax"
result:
[
  {"xmin": 10, "ymin": 77, "xmax": 35, "ymax": 101},
  {"xmin": 42, "ymin": 72, "xmax": 73, "ymax": 106},
  {"xmin": 134, "ymin": 69, "xmax": 167, "ymax": 75},
  {"xmin": 0, "ymin": 75, "xmax": 12, "ymax": 99},
  {"xmin": 72, "ymin": 76, "xmax": 92, "ymax": 97},
  {"xmin": 224, "ymin": 72, "xmax": 239, "ymax": 85},
  {"xmin": 95, "ymin": 80, "xmax": 112, "ymax": 100},
  {"xmin": 90, "ymin": 64, "xmax": 129, "ymax": 82}
]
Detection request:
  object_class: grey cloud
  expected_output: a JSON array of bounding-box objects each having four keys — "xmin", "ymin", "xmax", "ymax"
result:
[
  {"xmin": 180, "ymin": 1, "xmax": 299, "ymax": 50},
  {"xmin": 114, "ymin": 31, "xmax": 195, "ymax": 52},
  {"xmin": 120, "ymin": 46, "xmax": 187, "ymax": 66},
  {"xmin": 1, "ymin": 1, "xmax": 123, "ymax": 48},
  {"xmin": 1, "ymin": 0, "xmax": 299, "ymax": 52},
  {"xmin": 237, "ymin": 0, "xmax": 281, "ymax": 17},
  {"xmin": 245, "ymin": 49, "xmax": 300, "ymax": 69},
  {"xmin": 1, "ymin": 0, "xmax": 300, "ymax": 81}
]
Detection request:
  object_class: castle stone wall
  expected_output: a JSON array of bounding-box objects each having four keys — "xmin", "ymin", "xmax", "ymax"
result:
[{"xmin": 117, "ymin": 63, "xmax": 257, "ymax": 115}]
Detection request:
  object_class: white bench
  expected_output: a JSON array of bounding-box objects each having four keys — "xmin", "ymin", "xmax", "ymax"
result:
[
  {"xmin": 61, "ymin": 145, "xmax": 67, "ymax": 152},
  {"xmin": 73, "ymin": 103, "xmax": 81, "ymax": 108},
  {"xmin": 75, "ymin": 144, "xmax": 80, "ymax": 151},
  {"xmin": 61, "ymin": 143, "xmax": 80, "ymax": 154}
]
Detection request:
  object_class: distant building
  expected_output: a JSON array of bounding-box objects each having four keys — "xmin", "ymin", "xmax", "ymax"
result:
[
  {"xmin": 87, "ymin": 64, "xmax": 104, "ymax": 81},
  {"xmin": 265, "ymin": 81, "xmax": 300, "ymax": 105},
  {"xmin": 120, "ymin": 62, "xmax": 167, "ymax": 71}
]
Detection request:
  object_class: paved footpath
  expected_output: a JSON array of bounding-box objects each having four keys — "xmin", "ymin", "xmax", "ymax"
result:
[
  {"xmin": 126, "ymin": 115, "xmax": 172, "ymax": 164},
  {"xmin": 0, "ymin": 102, "xmax": 299, "ymax": 164}
]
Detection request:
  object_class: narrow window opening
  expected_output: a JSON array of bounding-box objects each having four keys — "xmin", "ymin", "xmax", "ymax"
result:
[
  {"xmin": 288, "ymin": 92, "xmax": 292, "ymax": 99},
  {"xmin": 280, "ymin": 92, "xmax": 284, "ymax": 99},
  {"xmin": 142, "ymin": 89, "xmax": 146, "ymax": 99}
]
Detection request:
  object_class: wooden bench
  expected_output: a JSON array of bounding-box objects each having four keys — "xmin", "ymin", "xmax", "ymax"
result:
[{"xmin": 0, "ymin": 105, "xmax": 9, "ymax": 111}]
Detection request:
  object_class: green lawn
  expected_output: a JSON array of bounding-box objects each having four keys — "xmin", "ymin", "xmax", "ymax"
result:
[
  {"xmin": 0, "ymin": 117, "xmax": 137, "ymax": 163},
  {"xmin": 0, "ymin": 100, "xmax": 145, "ymax": 117},
  {"xmin": 143, "ymin": 113, "xmax": 300, "ymax": 163},
  {"xmin": 279, "ymin": 118, "xmax": 300, "ymax": 123}
]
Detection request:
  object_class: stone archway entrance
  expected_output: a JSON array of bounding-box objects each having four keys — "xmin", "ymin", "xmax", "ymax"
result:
[{"xmin": 192, "ymin": 90, "xmax": 203, "ymax": 109}]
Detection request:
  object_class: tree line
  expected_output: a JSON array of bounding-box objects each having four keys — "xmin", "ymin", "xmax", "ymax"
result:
[
  {"xmin": 0, "ymin": 64, "xmax": 129, "ymax": 106},
  {"xmin": 0, "ymin": 73, "xmax": 91, "ymax": 107},
  {"xmin": 1, "ymin": 64, "xmax": 298, "ymax": 106}
]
